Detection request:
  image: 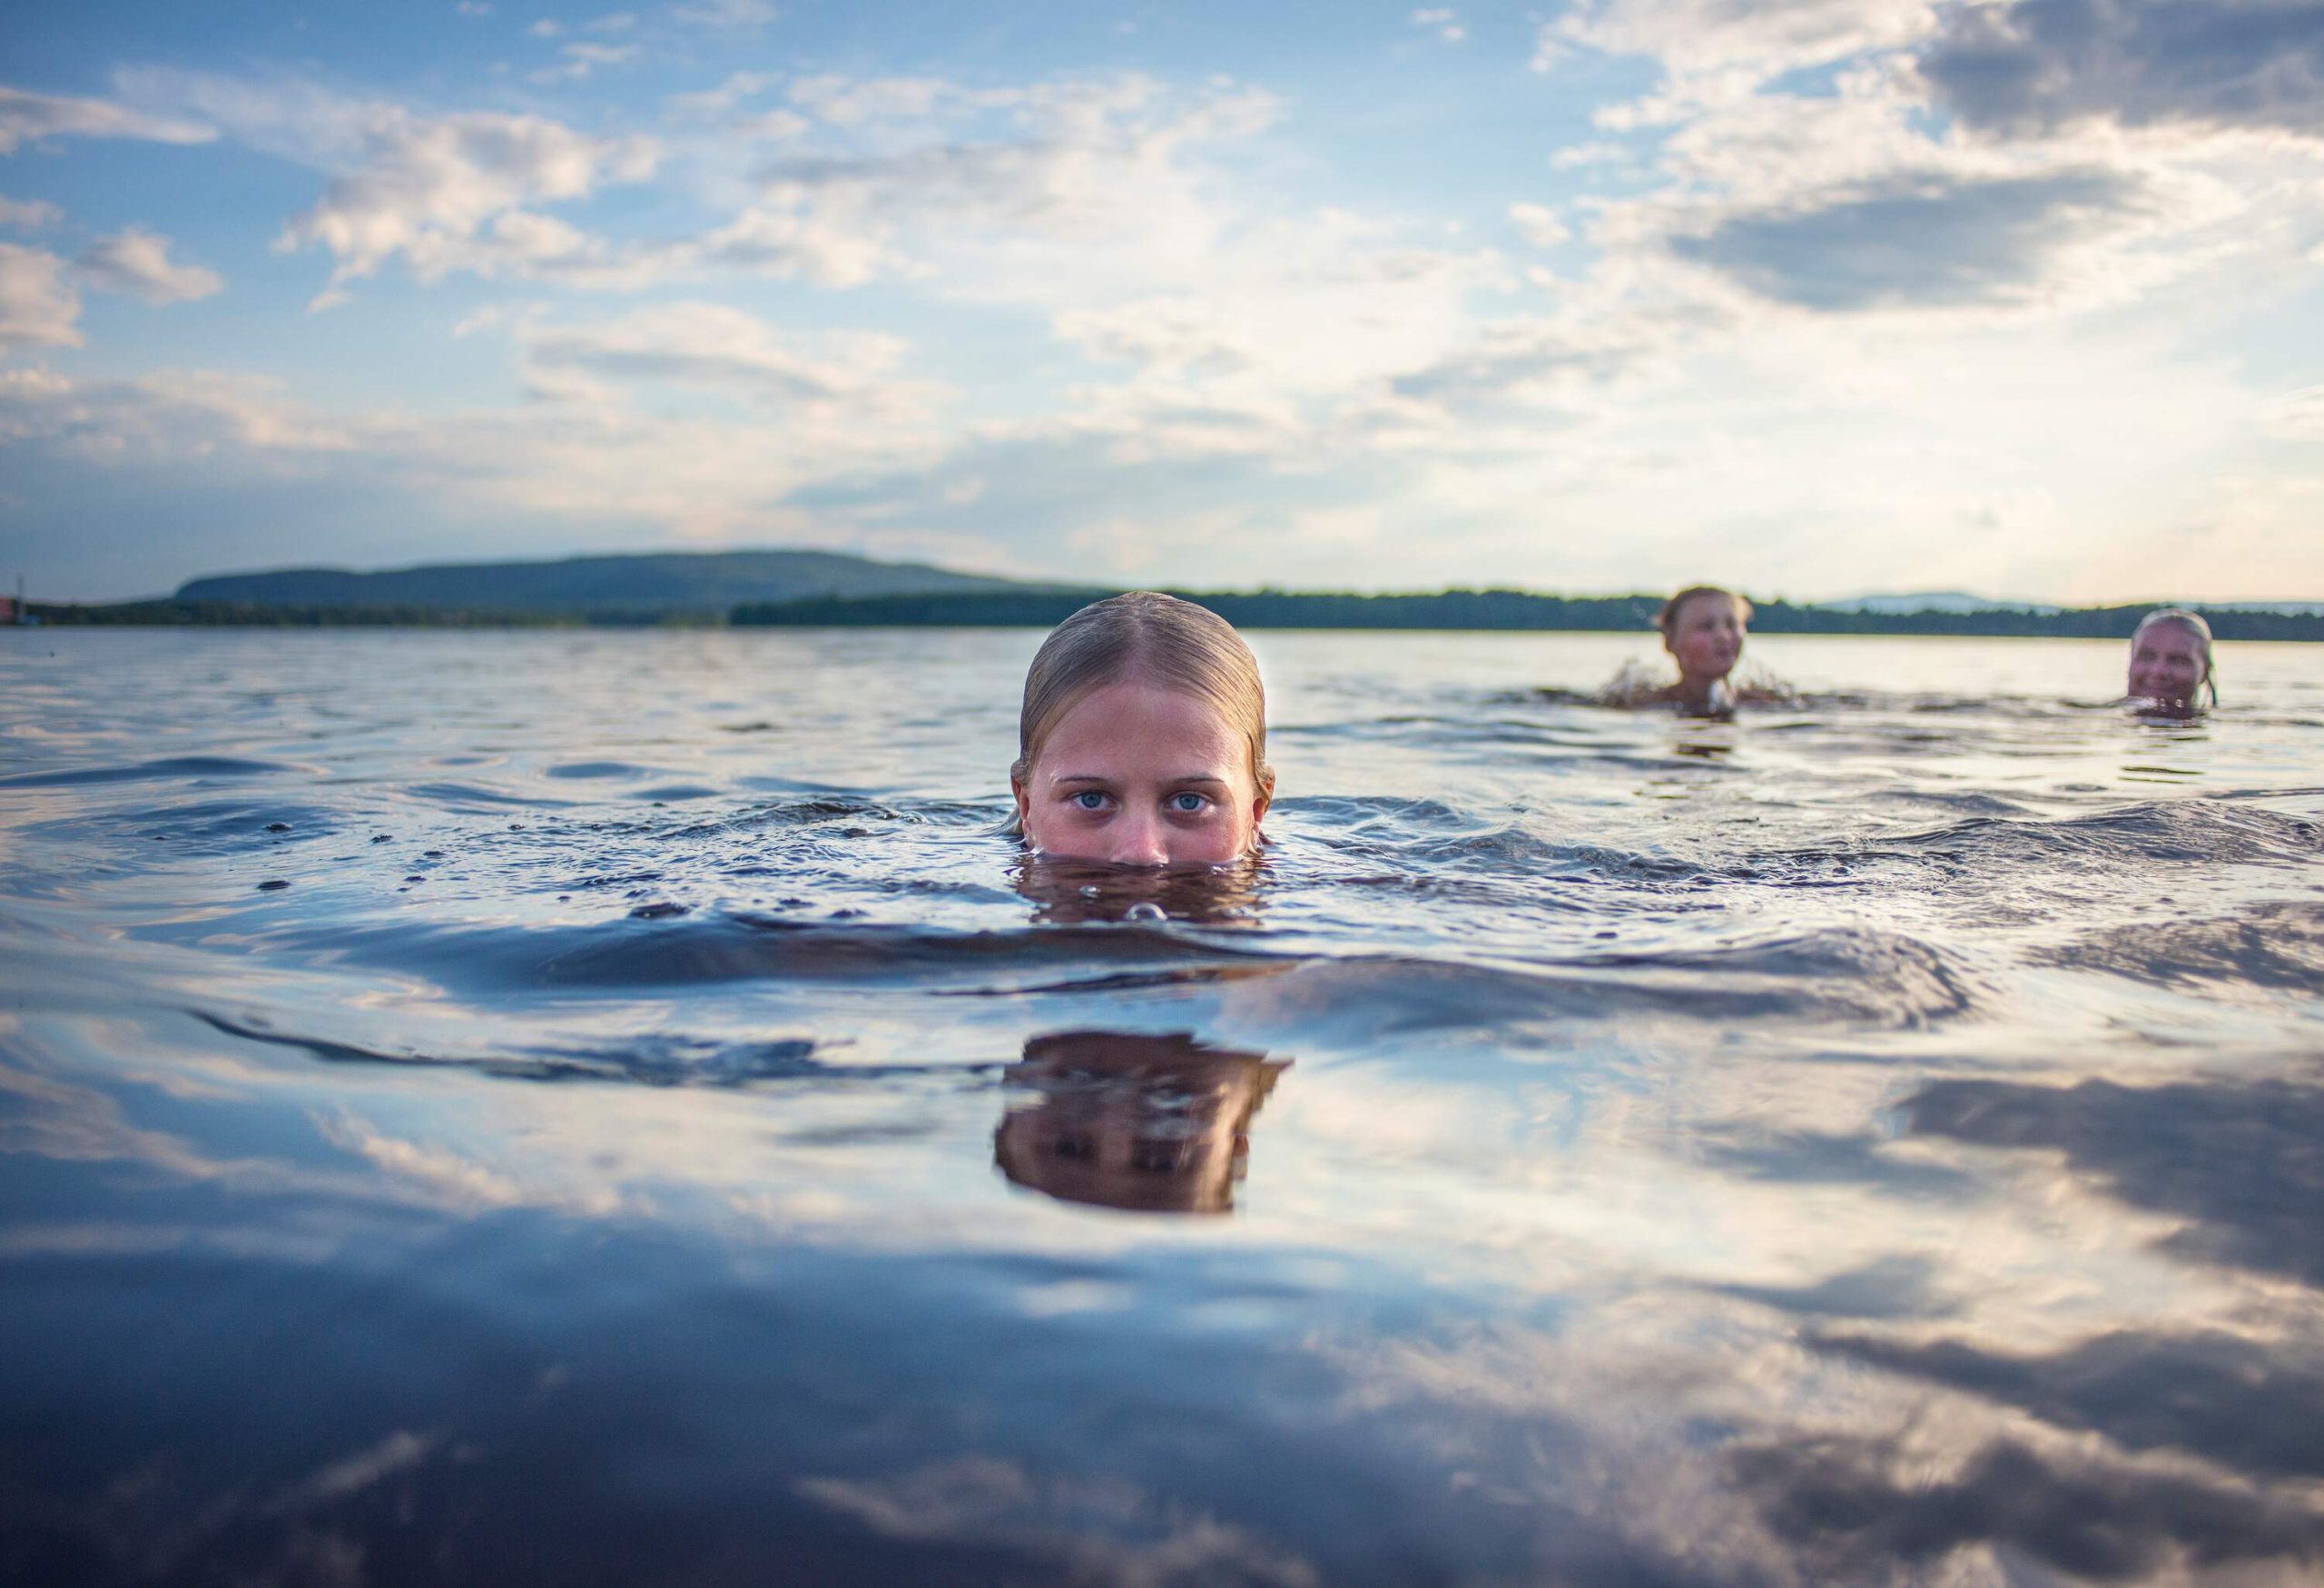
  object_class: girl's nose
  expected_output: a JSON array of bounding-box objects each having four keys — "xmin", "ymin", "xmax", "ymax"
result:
[{"xmin": 1108, "ymin": 811, "xmax": 1171, "ymax": 868}]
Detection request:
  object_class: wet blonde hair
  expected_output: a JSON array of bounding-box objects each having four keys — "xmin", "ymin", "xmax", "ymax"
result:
[
  {"xmin": 1012, "ymin": 592, "xmax": 1271, "ymax": 793},
  {"xmin": 1655, "ymin": 585, "xmax": 1751, "ymax": 637},
  {"xmin": 2132, "ymin": 607, "xmax": 2218, "ymax": 703}
]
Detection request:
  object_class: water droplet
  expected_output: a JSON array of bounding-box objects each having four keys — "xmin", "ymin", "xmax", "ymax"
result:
[{"xmin": 1124, "ymin": 902, "xmax": 1167, "ymax": 923}]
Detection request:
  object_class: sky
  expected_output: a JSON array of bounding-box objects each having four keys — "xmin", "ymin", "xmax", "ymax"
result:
[{"xmin": 1, "ymin": 1, "xmax": 2320, "ymax": 603}]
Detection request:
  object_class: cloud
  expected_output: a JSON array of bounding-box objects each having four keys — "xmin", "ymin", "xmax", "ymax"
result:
[
  {"xmin": 0, "ymin": 195, "xmax": 61, "ymax": 229},
  {"xmin": 1535, "ymin": 0, "xmax": 1937, "ymax": 93},
  {"xmin": 1731, "ymin": 1433, "xmax": 2324, "ymax": 1581},
  {"xmin": 514, "ymin": 301, "xmax": 936, "ymax": 419},
  {"xmin": 798, "ymin": 1458, "xmax": 1320, "ymax": 1588},
  {"xmin": 672, "ymin": 0, "xmax": 776, "ymax": 25},
  {"xmin": 275, "ymin": 104, "xmax": 659, "ymax": 290},
  {"xmin": 786, "ymin": 74, "xmax": 972, "ymax": 125},
  {"xmin": 664, "ymin": 70, "xmax": 777, "ymax": 118},
  {"xmin": 74, "ymin": 228, "xmax": 224, "ymax": 303},
  {"xmin": 0, "ymin": 243, "xmax": 81, "ymax": 350},
  {"xmin": 739, "ymin": 75, "xmax": 1285, "ymax": 301},
  {"xmin": 531, "ymin": 41, "xmax": 640, "ymax": 85},
  {"xmin": 1550, "ymin": 139, "xmax": 1630, "ymax": 169},
  {"xmin": 1817, "ymin": 1327, "xmax": 2324, "ymax": 1482},
  {"xmin": 1411, "ymin": 8, "xmax": 1467, "ymax": 44},
  {"xmin": 1507, "ymin": 200, "xmax": 1571, "ymax": 246},
  {"xmin": 1918, "ymin": 0, "xmax": 2324, "ymax": 139},
  {"xmin": 0, "ymin": 84, "xmax": 213, "ymax": 154},
  {"xmin": 1669, "ymin": 168, "xmax": 2147, "ymax": 309}
]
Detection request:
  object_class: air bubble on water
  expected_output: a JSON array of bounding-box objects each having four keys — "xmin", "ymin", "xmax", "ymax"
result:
[
  {"xmin": 1079, "ymin": 885, "xmax": 1101, "ymax": 898},
  {"xmin": 1124, "ymin": 902, "xmax": 1167, "ymax": 923}
]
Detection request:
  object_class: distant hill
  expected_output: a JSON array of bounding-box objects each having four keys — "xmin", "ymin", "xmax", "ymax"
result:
[{"xmin": 174, "ymin": 549, "xmax": 1039, "ymax": 616}]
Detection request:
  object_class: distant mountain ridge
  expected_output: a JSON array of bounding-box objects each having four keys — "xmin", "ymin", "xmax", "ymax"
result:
[{"xmin": 174, "ymin": 549, "xmax": 1043, "ymax": 615}]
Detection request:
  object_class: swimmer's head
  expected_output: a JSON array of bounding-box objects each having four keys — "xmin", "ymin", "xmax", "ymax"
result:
[
  {"xmin": 2127, "ymin": 608, "xmax": 2214, "ymax": 708},
  {"xmin": 1012, "ymin": 592, "xmax": 1273, "ymax": 867},
  {"xmin": 1656, "ymin": 586, "xmax": 1750, "ymax": 686}
]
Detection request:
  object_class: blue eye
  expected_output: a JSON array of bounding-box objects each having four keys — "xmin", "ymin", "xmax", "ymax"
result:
[
  {"xmin": 1070, "ymin": 790, "xmax": 1107, "ymax": 811},
  {"xmin": 1168, "ymin": 792, "xmax": 1208, "ymax": 814}
]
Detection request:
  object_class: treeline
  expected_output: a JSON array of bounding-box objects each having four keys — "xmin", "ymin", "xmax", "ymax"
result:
[
  {"xmin": 25, "ymin": 600, "xmax": 702, "ymax": 628},
  {"xmin": 731, "ymin": 589, "xmax": 2324, "ymax": 641},
  {"xmin": 25, "ymin": 591, "xmax": 2324, "ymax": 641}
]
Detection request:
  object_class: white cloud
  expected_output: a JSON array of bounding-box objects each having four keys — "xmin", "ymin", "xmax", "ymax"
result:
[
  {"xmin": 457, "ymin": 3, "xmax": 493, "ymax": 16},
  {"xmin": 1535, "ymin": 0, "xmax": 1938, "ymax": 97},
  {"xmin": 0, "ymin": 84, "xmax": 214, "ymax": 154},
  {"xmin": 74, "ymin": 228, "xmax": 224, "ymax": 303},
  {"xmin": 787, "ymin": 74, "xmax": 972, "ymax": 125},
  {"xmin": 736, "ymin": 75, "xmax": 1285, "ymax": 301},
  {"xmin": 0, "ymin": 195, "xmax": 61, "ymax": 229},
  {"xmin": 665, "ymin": 70, "xmax": 776, "ymax": 118},
  {"xmin": 671, "ymin": 0, "xmax": 775, "ymax": 25},
  {"xmin": 691, "ymin": 202, "xmax": 889, "ymax": 283},
  {"xmin": 734, "ymin": 108, "xmax": 812, "ymax": 141},
  {"xmin": 273, "ymin": 104, "xmax": 659, "ymax": 291},
  {"xmin": 1412, "ymin": 8, "xmax": 1467, "ymax": 44},
  {"xmin": 0, "ymin": 243, "xmax": 81, "ymax": 350},
  {"xmin": 531, "ymin": 42, "xmax": 639, "ymax": 84},
  {"xmin": 514, "ymin": 301, "xmax": 937, "ymax": 420},
  {"xmin": 1551, "ymin": 140, "xmax": 1630, "ymax": 169},
  {"xmin": 1508, "ymin": 200, "xmax": 1571, "ymax": 247}
]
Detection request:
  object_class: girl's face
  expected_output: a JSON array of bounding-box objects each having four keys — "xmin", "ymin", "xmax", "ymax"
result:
[
  {"xmin": 1663, "ymin": 593, "xmax": 1746, "ymax": 681},
  {"xmin": 2127, "ymin": 624, "xmax": 2206, "ymax": 705},
  {"xmin": 1014, "ymin": 680, "xmax": 1269, "ymax": 867}
]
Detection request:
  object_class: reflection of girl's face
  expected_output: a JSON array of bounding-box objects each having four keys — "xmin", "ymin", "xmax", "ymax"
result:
[
  {"xmin": 1013, "ymin": 681, "xmax": 1268, "ymax": 867},
  {"xmin": 2128, "ymin": 625, "xmax": 2206, "ymax": 705},
  {"xmin": 1663, "ymin": 594, "xmax": 1746, "ymax": 682}
]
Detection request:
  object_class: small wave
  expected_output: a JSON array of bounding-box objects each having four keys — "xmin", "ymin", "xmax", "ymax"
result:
[
  {"xmin": 543, "ymin": 761, "xmax": 654, "ymax": 780},
  {"xmin": 407, "ymin": 781, "xmax": 579, "ymax": 812},
  {"xmin": 192, "ymin": 1011, "xmax": 999, "ymax": 1089},
  {"xmin": 1882, "ymin": 799, "xmax": 2322, "ymax": 871},
  {"xmin": 2032, "ymin": 902, "xmax": 2324, "ymax": 997},
  {"xmin": 0, "ymin": 755, "xmax": 299, "ymax": 788},
  {"xmin": 238, "ymin": 912, "xmax": 1288, "ymax": 994},
  {"xmin": 1221, "ymin": 925, "xmax": 1991, "ymax": 1036}
]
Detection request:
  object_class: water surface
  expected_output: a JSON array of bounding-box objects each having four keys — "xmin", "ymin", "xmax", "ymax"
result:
[{"xmin": 4, "ymin": 628, "xmax": 2321, "ymax": 1586}]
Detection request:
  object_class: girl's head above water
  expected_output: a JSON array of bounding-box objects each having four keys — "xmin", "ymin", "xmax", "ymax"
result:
[
  {"xmin": 1012, "ymin": 592, "xmax": 1274, "ymax": 867},
  {"xmin": 2127, "ymin": 607, "xmax": 2215, "ymax": 708},
  {"xmin": 1655, "ymin": 586, "xmax": 1750, "ymax": 691}
]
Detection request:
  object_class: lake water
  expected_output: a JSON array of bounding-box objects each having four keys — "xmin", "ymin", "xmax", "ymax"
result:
[{"xmin": 3, "ymin": 627, "xmax": 2321, "ymax": 1587}]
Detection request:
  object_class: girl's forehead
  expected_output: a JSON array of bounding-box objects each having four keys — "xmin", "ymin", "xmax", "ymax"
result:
[{"xmin": 1679, "ymin": 592, "xmax": 1739, "ymax": 622}]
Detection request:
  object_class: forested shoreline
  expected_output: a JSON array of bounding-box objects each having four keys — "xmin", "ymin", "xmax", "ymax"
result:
[{"xmin": 23, "ymin": 590, "xmax": 2324, "ymax": 641}]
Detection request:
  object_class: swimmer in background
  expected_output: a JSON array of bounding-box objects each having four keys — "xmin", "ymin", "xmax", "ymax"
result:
[
  {"xmin": 1602, "ymin": 585, "xmax": 1786, "ymax": 713},
  {"xmin": 994, "ymin": 1031, "xmax": 1287, "ymax": 1215},
  {"xmin": 2124, "ymin": 607, "xmax": 2217, "ymax": 715},
  {"xmin": 1012, "ymin": 591, "xmax": 1274, "ymax": 869}
]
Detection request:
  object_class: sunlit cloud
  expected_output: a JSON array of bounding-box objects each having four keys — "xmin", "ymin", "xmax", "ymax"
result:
[
  {"xmin": 74, "ymin": 227, "xmax": 223, "ymax": 303},
  {"xmin": 0, "ymin": 83, "xmax": 213, "ymax": 154}
]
